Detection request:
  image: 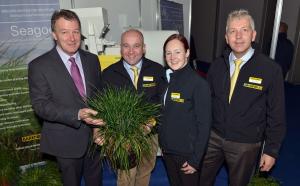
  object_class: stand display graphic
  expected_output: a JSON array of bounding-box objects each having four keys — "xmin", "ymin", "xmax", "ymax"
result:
[{"xmin": 0, "ymin": 0, "xmax": 59, "ymax": 165}]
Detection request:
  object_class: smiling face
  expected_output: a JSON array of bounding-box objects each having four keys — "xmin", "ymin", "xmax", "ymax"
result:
[
  {"xmin": 225, "ymin": 16, "xmax": 256, "ymax": 58},
  {"xmin": 121, "ymin": 30, "xmax": 145, "ymax": 66},
  {"xmin": 52, "ymin": 17, "xmax": 81, "ymax": 56},
  {"xmin": 165, "ymin": 39, "xmax": 189, "ymax": 71}
]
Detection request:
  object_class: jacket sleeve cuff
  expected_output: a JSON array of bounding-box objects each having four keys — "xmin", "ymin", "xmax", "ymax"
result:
[{"xmin": 188, "ymin": 156, "xmax": 200, "ymax": 170}]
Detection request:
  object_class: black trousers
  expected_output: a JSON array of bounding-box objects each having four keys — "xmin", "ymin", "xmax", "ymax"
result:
[
  {"xmin": 163, "ymin": 153, "xmax": 199, "ymax": 186},
  {"xmin": 199, "ymin": 131, "xmax": 261, "ymax": 186},
  {"xmin": 56, "ymin": 150, "xmax": 102, "ymax": 186}
]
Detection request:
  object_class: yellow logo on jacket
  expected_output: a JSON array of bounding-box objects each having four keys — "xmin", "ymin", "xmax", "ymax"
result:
[
  {"xmin": 142, "ymin": 76, "xmax": 156, "ymax": 87},
  {"xmin": 244, "ymin": 76, "xmax": 263, "ymax": 90},
  {"xmin": 243, "ymin": 83, "xmax": 263, "ymax": 90},
  {"xmin": 171, "ymin": 92, "xmax": 184, "ymax": 103},
  {"xmin": 143, "ymin": 83, "xmax": 156, "ymax": 87},
  {"xmin": 249, "ymin": 77, "xmax": 262, "ymax": 84},
  {"xmin": 143, "ymin": 76, "xmax": 154, "ymax": 81}
]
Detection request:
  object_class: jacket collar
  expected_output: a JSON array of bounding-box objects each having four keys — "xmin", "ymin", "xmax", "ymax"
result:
[
  {"xmin": 113, "ymin": 57, "xmax": 153, "ymax": 76},
  {"xmin": 169, "ymin": 63, "xmax": 192, "ymax": 79},
  {"xmin": 222, "ymin": 46, "xmax": 257, "ymax": 69}
]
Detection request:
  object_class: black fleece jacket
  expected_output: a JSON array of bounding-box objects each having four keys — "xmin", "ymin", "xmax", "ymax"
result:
[
  {"xmin": 207, "ymin": 49, "xmax": 286, "ymax": 158},
  {"xmin": 159, "ymin": 65, "xmax": 211, "ymax": 169},
  {"xmin": 102, "ymin": 57, "xmax": 166, "ymax": 104}
]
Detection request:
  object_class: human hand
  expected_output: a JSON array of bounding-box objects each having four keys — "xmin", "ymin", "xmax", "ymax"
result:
[
  {"xmin": 79, "ymin": 108, "xmax": 105, "ymax": 126},
  {"xmin": 146, "ymin": 117, "xmax": 156, "ymax": 127},
  {"xmin": 142, "ymin": 118, "xmax": 156, "ymax": 135},
  {"xmin": 181, "ymin": 161, "xmax": 197, "ymax": 174},
  {"xmin": 142, "ymin": 124, "xmax": 152, "ymax": 135},
  {"xmin": 144, "ymin": 117, "xmax": 157, "ymax": 134},
  {"xmin": 260, "ymin": 154, "xmax": 276, "ymax": 171},
  {"xmin": 93, "ymin": 128, "xmax": 104, "ymax": 146}
]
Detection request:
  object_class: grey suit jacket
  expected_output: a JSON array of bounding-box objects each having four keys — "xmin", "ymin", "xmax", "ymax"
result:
[{"xmin": 28, "ymin": 47, "xmax": 102, "ymax": 158}]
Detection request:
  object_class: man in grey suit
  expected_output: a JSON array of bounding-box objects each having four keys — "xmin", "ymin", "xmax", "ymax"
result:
[{"xmin": 28, "ymin": 9, "xmax": 104, "ymax": 186}]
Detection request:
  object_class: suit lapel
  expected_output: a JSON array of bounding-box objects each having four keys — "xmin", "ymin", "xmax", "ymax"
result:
[
  {"xmin": 138, "ymin": 58, "xmax": 151, "ymax": 91},
  {"xmin": 79, "ymin": 51, "xmax": 91, "ymax": 97},
  {"xmin": 140, "ymin": 58, "xmax": 150, "ymax": 76},
  {"xmin": 49, "ymin": 48, "xmax": 85, "ymax": 101},
  {"xmin": 114, "ymin": 61, "xmax": 132, "ymax": 80}
]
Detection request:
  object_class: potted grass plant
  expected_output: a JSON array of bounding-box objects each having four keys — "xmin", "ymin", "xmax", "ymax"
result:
[
  {"xmin": 88, "ymin": 87, "xmax": 160, "ymax": 171},
  {"xmin": 248, "ymin": 172, "xmax": 281, "ymax": 186}
]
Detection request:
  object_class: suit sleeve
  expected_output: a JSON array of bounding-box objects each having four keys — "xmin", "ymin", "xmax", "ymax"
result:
[
  {"xmin": 28, "ymin": 60, "xmax": 82, "ymax": 128},
  {"xmin": 264, "ymin": 66, "xmax": 286, "ymax": 158},
  {"xmin": 101, "ymin": 68, "xmax": 111, "ymax": 88}
]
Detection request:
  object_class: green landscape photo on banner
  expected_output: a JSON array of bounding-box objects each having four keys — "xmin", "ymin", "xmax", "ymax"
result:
[{"xmin": 0, "ymin": 0, "xmax": 59, "ymax": 166}]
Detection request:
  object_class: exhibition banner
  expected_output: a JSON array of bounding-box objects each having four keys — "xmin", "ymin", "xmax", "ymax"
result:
[{"xmin": 0, "ymin": 0, "xmax": 59, "ymax": 165}]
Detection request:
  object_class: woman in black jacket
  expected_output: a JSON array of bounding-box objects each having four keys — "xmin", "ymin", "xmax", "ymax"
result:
[{"xmin": 158, "ymin": 34, "xmax": 211, "ymax": 186}]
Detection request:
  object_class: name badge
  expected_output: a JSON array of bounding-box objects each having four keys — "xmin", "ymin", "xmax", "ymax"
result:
[
  {"xmin": 249, "ymin": 77, "xmax": 262, "ymax": 84},
  {"xmin": 171, "ymin": 92, "xmax": 180, "ymax": 99},
  {"xmin": 143, "ymin": 76, "xmax": 154, "ymax": 82}
]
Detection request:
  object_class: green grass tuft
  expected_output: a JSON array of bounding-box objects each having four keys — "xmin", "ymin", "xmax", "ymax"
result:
[
  {"xmin": 248, "ymin": 172, "xmax": 281, "ymax": 186},
  {"xmin": 88, "ymin": 87, "xmax": 160, "ymax": 171}
]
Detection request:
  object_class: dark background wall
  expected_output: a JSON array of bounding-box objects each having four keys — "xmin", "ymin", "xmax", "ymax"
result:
[
  {"xmin": 190, "ymin": 0, "xmax": 218, "ymax": 62},
  {"xmin": 191, "ymin": 0, "xmax": 276, "ymax": 62},
  {"xmin": 288, "ymin": 8, "xmax": 300, "ymax": 84}
]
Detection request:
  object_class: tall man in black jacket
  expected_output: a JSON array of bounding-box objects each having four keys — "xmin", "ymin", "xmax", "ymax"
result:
[
  {"xmin": 101, "ymin": 29, "xmax": 166, "ymax": 186},
  {"xmin": 199, "ymin": 9, "xmax": 286, "ymax": 186}
]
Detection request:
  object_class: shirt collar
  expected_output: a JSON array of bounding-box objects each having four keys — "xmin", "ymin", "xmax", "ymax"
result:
[
  {"xmin": 123, "ymin": 59, "xmax": 143, "ymax": 71},
  {"xmin": 229, "ymin": 47, "xmax": 254, "ymax": 64},
  {"xmin": 56, "ymin": 45, "xmax": 79, "ymax": 63},
  {"xmin": 166, "ymin": 69, "xmax": 173, "ymax": 83}
]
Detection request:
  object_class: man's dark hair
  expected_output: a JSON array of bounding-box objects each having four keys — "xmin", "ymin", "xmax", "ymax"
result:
[
  {"xmin": 279, "ymin": 21, "xmax": 288, "ymax": 33},
  {"xmin": 51, "ymin": 9, "xmax": 81, "ymax": 31}
]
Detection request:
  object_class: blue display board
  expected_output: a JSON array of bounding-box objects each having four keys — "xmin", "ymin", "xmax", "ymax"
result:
[{"xmin": 160, "ymin": 0, "xmax": 184, "ymax": 34}]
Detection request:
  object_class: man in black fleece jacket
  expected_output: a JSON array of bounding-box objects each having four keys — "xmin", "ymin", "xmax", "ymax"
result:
[{"xmin": 199, "ymin": 9, "xmax": 286, "ymax": 186}]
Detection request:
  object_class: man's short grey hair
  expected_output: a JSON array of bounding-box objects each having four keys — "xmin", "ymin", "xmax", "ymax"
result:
[{"xmin": 226, "ymin": 9, "xmax": 255, "ymax": 33}]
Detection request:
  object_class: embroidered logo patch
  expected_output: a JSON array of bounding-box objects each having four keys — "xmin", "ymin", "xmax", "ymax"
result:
[
  {"xmin": 170, "ymin": 92, "xmax": 184, "ymax": 103},
  {"xmin": 142, "ymin": 83, "xmax": 156, "ymax": 87},
  {"xmin": 172, "ymin": 98, "xmax": 185, "ymax": 103},
  {"xmin": 243, "ymin": 83, "xmax": 263, "ymax": 90}
]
